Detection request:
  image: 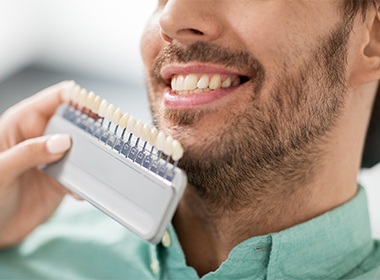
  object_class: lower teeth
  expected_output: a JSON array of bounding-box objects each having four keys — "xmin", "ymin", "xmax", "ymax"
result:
[{"xmin": 174, "ymin": 88, "xmax": 214, "ymax": 95}]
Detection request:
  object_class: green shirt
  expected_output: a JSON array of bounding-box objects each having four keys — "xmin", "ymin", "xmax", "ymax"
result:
[{"xmin": 0, "ymin": 187, "xmax": 379, "ymax": 279}]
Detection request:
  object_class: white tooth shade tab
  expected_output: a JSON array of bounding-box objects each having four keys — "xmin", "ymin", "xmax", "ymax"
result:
[
  {"xmin": 141, "ymin": 124, "xmax": 151, "ymax": 142},
  {"xmin": 163, "ymin": 135, "xmax": 174, "ymax": 155},
  {"xmin": 171, "ymin": 140, "xmax": 184, "ymax": 161},
  {"xmin": 92, "ymin": 96, "xmax": 102, "ymax": 114},
  {"xmin": 64, "ymin": 80, "xmax": 76, "ymax": 101},
  {"xmin": 98, "ymin": 99, "xmax": 109, "ymax": 118},
  {"xmin": 119, "ymin": 113, "xmax": 130, "ymax": 129},
  {"xmin": 126, "ymin": 116, "xmax": 137, "ymax": 133},
  {"xmin": 78, "ymin": 88, "xmax": 88, "ymax": 107},
  {"xmin": 86, "ymin": 91, "xmax": 96, "ymax": 108},
  {"xmin": 149, "ymin": 127, "xmax": 158, "ymax": 146},
  {"xmin": 72, "ymin": 84, "xmax": 81, "ymax": 103},
  {"xmin": 155, "ymin": 131, "xmax": 166, "ymax": 151},
  {"xmin": 133, "ymin": 120, "xmax": 144, "ymax": 138},
  {"xmin": 112, "ymin": 108, "xmax": 123, "ymax": 125},
  {"xmin": 105, "ymin": 104, "xmax": 115, "ymax": 122}
]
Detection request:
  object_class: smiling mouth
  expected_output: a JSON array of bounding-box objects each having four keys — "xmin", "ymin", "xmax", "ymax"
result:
[{"xmin": 170, "ymin": 73, "xmax": 250, "ymax": 95}]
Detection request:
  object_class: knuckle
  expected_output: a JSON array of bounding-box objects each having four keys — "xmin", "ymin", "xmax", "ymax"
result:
[{"xmin": 19, "ymin": 139, "xmax": 45, "ymax": 161}]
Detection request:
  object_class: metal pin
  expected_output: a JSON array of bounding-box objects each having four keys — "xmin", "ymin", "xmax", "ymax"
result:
[
  {"xmin": 154, "ymin": 151, "xmax": 163, "ymax": 174},
  {"xmin": 142, "ymin": 141, "xmax": 147, "ymax": 151},
  {"xmin": 121, "ymin": 128, "xmax": 126, "ymax": 139},
  {"xmin": 172, "ymin": 160, "xmax": 179, "ymax": 169},
  {"xmin": 114, "ymin": 125, "xmax": 119, "ymax": 134},
  {"xmin": 163, "ymin": 155, "xmax": 171, "ymax": 178},
  {"xmin": 127, "ymin": 133, "xmax": 133, "ymax": 143},
  {"xmin": 135, "ymin": 138, "xmax": 140, "ymax": 147}
]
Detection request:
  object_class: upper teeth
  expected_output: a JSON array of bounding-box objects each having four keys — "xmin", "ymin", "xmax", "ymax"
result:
[{"xmin": 171, "ymin": 74, "xmax": 240, "ymax": 94}]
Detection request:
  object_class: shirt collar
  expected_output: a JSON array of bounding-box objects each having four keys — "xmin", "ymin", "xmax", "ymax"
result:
[
  {"xmin": 159, "ymin": 186, "xmax": 374, "ymax": 280},
  {"xmin": 267, "ymin": 186, "xmax": 373, "ymax": 279}
]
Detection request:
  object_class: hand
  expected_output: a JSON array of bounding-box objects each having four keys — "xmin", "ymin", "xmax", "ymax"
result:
[{"xmin": 0, "ymin": 81, "xmax": 74, "ymax": 248}]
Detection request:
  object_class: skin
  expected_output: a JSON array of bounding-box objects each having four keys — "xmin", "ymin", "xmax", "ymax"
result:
[
  {"xmin": 0, "ymin": 0, "xmax": 378, "ymax": 278},
  {"xmin": 0, "ymin": 82, "xmax": 73, "ymax": 247},
  {"xmin": 141, "ymin": 0, "xmax": 380, "ymax": 276}
]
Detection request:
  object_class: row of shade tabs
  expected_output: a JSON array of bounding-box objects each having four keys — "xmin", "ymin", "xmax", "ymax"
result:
[{"xmin": 67, "ymin": 82, "xmax": 184, "ymax": 162}]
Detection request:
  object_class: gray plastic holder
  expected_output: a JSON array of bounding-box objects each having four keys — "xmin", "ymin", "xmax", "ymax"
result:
[{"xmin": 43, "ymin": 104, "xmax": 187, "ymax": 244}]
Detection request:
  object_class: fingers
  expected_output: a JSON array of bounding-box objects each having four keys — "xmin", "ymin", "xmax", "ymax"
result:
[
  {"xmin": 27, "ymin": 80, "xmax": 75, "ymax": 118},
  {"xmin": 12, "ymin": 80, "xmax": 75, "ymax": 117},
  {"xmin": 0, "ymin": 134, "xmax": 71, "ymax": 181},
  {"xmin": 0, "ymin": 81, "xmax": 76, "ymax": 150}
]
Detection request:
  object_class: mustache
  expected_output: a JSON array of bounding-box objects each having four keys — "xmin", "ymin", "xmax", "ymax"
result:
[{"xmin": 151, "ymin": 42, "xmax": 266, "ymax": 92}]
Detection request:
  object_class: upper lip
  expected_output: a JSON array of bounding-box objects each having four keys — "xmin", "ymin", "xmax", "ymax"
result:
[{"xmin": 160, "ymin": 63, "xmax": 251, "ymax": 85}]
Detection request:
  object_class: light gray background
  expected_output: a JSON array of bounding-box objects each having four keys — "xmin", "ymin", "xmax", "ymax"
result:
[{"xmin": 0, "ymin": 0, "xmax": 154, "ymax": 122}]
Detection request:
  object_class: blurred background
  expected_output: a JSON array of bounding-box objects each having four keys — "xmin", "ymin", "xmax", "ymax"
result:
[{"xmin": 0, "ymin": 0, "xmax": 155, "ymax": 122}]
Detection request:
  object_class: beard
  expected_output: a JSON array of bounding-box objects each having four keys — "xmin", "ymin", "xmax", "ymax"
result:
[{"xmin": 147, "ymin": 21, "xmax": 351, "ymax": 210}]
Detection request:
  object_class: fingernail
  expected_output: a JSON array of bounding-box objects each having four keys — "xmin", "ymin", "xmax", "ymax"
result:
[{"xmin": 46, "ymin": 134, "xmax": 71, "ymax": 154}]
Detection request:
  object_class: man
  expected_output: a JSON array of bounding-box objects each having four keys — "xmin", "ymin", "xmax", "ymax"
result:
[{"xmin": 0, "ymin": 0, "xmax": 379, "ymax": 279}]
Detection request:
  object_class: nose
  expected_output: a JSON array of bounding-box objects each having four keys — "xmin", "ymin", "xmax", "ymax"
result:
[{"xmin": 159, "ymin": 0, "xmax": 223, "ymax": 45}]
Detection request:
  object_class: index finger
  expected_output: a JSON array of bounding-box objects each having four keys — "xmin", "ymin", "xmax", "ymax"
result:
[
  {"xmin": 15, "ymin": 80, "xmax": 75, "ymax": 119},
  {"xmin": 0, "ymin": 81, "xmax": 75, "ymax": 141}
]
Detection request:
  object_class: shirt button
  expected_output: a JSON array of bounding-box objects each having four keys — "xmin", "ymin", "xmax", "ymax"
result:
[
  {"xmin": 151, "ymin": 259, "xmax": 159, "ymax": 275},
  {"xmin": 161, "ymin": 230, "xmax": 171, "ymax": 247}
]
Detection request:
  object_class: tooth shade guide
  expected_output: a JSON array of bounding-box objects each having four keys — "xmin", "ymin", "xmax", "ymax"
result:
[
  {"xmin": 72, "ymin": 84, "xmax": 81, "ymax": 104},
  {"xmin": 112, "ymin": 108, "xmax": 123, "ymax": 126},
  {"xmin": 155, "ymin": 131, "xmax": 166, "ymax": 151},
  {"xmin": 133, "ymin": 120, "xmax": 144, "ymax": 139},
  {"xmin": 98, "ymin": 99, "xmax": 109, "ymax": 118},
  {"xmin": 119, "ymin": 113, "xmax": 130, "ymax": 129},
  {"xmin": 171, "ymin": 140, "xmax": 184, "ymax": 161},
  {"xmin": 141, "ymin": 124, "xmax": 151, "ymax": 142},
  {"xmin": 78, "ymin": 88, "xmax": 88, "ymax": 108},
  {"xmin": 45, "ymin": 102, "xmax": 188, "ymax": 244},
  {"xmin": 86, "ymin": 91, "xmax": 96, "ymax": 109},
  {"xmin": 65, "ymin": 84, "xmax": 185, "ymax": 163},
  {"xmin": 148, "ymin": 127, "xmax": 158, "ymax": 146},
  {"xmin": 105, "ymin": 104, "xmax": 116, "ymax": 122},
  {"xmin": 126, "ymin": 116, "xmax": 137, "ymax": 133},
  {"xmin": 163, "ymin": 135, "xmax": 174, "ymax": 156},
  {"xmin": 92, "ymin": 96, "xmax": 102, "ymax": 114}
]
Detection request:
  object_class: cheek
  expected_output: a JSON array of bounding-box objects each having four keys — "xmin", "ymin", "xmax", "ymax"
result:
[{"xmin": 141, "ymin": 13, "xmax": 164, "ymax": 71}]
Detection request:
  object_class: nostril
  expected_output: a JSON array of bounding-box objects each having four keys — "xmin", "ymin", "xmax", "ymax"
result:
[
  {"xmin": 189, "ymin": 29, "xmax": 204, "ymax": 35},
  {"xmin": 160, "ymin": 28, "xmax": 173, "ymax": 43}
]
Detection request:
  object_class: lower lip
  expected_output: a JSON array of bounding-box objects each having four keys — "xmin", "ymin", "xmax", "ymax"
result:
[{"xmin": 163, "ymin": 86, "xmax": 242, "ymax": 109}]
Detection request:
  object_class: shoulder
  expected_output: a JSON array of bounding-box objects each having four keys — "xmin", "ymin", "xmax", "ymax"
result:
[
  {"xmin": 344, "ymin": 240, "xmax": 380, "ymax": 279},
  {"xmin": 0, "ymin": 202, "xmax": 154, "ymax": 279}
]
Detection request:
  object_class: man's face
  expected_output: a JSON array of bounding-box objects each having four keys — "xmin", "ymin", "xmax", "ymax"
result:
[{"xmin": 141, "ymin": 0, "xmax": 352, "ymax": 206}]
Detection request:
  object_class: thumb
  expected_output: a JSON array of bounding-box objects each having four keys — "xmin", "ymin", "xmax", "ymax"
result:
[{"xmin": 0, "ymin": 134, "xmax": 71, "ymax": 180}]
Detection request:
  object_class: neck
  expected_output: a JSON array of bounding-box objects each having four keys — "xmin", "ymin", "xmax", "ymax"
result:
[{"xmin": 173, "ymin": 175, "xmax": 357, "ymax": 276}]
